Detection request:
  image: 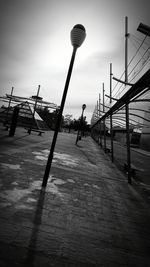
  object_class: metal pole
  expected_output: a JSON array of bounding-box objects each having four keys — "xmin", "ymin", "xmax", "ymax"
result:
[
  {"xmin": 9, "ymin": 106, "xmax": 19, "ymax": 137},
  {"xmin": 6, "ymin": 86, "xmax": 14, "ymax": 124},
  {"xmin": 99, "ymin": 121, "xmax": 102, "ymax": 147},
  {"xmin": 96, "ymin": 100, "xmax": 98, "ymax": 118},
  {"xmin": 103, "ymin": 83, "xmax": 106, "ymax": 151},
  {"xmin": 28, "ymin": 85, "xmax": 40, "ymax": 134},
  {"xmin": 76, "ymin": 104, "xmax": 86, "ymax": 144},
  {"xmin": 103, "ymin": 119, "xmax": 106, "ymax": 151},
  {"xmin": 126, "ymin": 103, "xmax": 131, "ymax": 183},
  {"xmin": 99, "ymin": 93, "xmax": 102, "ymax": 146},
  {"xmin": 42, "ymin": 47, "xmax": 77, "ymax": 188},
  {"xmin": 76, "ymin": 108, "xmax": 84, "ymax": 145},
  {"xmin": 110, "ymin": 114, "xmax": 113, "ymax": 160},
  {"xmin": 110, "ymin": 63, "xmax": 112, "ymax": 103},
  {"xmin": 99, "ymin": 93, "xmax": 101, "ymax": 117},
  {"xmin": 125, "ymin": 16, "xmax": 131, "ymax": 183},
  {"xmin": 103, "ymin": 83, "xmax": 105, "ymax": 113},
  {"xmin": 110, "ymin": 63, "xmax": 114, "ymax": 162},
  {"xmin": 125, "ymin": 16, "xmax": 128, "ymax": 83},
  {"xmin": 33, "ymin": 85, "xmax": 40, "ymax": 122}
]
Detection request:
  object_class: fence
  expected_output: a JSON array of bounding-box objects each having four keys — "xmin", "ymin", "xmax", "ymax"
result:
[{"xmin": 91, "ymin": 69, "xmax": 150, "ymax": 185}]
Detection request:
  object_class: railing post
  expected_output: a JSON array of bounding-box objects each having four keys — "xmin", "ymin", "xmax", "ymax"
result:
[
  {"xmin": 126, "ymin": 103, "xmax": 131, "ymax": 184},
  {"xmin": 99, "ymin": 121, "xmax": 102, "ymax": 147},
  {"xmin": 125, "ymin": 17, "xmax": 131, "ymax": 183},
  {"xmin": 9, "ymin": 106, "xmax": 19, "ymax": 137},
  {"xmin": 110, "ymin": 114, "xmax": 114, "ymax": 162},
  {"xmin": 5, "ymin": 86, "xmax": 14, "ymax": 125},
  {"xmin": 103, "ymin": 119, "xmax": 106, "ymax": 151},
  {"xmin": 110, "ymin": 63, "xmax": 114, "ymax": 161}
]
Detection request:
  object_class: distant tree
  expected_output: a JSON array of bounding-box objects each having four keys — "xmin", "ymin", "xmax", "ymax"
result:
[
  {"xmin": 74, "ymin": 116, "xmax": 90, "ymax": 135},
  {"xmin": 71, "ymin": 118, "xmax": 80, "ymax": 131},
  {"xmin": 64, "ymin": 114, "xmax": 73, "ymax": 125},
  {"xmin": 63, "ymin": 114, "xmax": 73, "ymax": 132}
]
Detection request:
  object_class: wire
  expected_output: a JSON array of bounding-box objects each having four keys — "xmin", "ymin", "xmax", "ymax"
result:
[
  {"xmin": 112, "ymin": 72, "xmax": 125, "ymax": 96},
  {"xmin": 129, "ymin": 60, "xmax": 150, "ymax": 83},
  {"xmin": 113, "ymin": 36, "xmax": 149, "ymax": 99},
  {"xmin": 131, "ymin": 34, "xmax": 150, "ymax": 48},
  {"xmin": 128, "ymin": 49, "xmax": 150, "ymax": 82},
  {"xmin": 128, "ymin": 36, "xmax": 147, "ymax": 66}
]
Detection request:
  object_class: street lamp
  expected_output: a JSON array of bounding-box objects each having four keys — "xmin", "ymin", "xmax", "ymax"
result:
[
  {"xmin": 42, "ymin": 24, "xmax": 86, "ymax": 188},
  {"xmin": 75, "ymin": 104, "xmax": 86, "ymax": 145}
]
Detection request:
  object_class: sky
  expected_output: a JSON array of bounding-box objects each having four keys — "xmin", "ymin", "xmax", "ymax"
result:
[{"xmin": 0, "ymin": 0, "xmax": 150, "ymax": 123}]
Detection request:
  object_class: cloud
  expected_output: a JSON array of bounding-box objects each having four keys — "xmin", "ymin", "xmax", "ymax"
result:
[{"xmin": 0, "ymin": 0, "xmax": 150, "ymax": 123}]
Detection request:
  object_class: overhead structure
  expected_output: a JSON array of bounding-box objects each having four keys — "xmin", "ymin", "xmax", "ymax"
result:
[
  {"xmin": 0, "ymin": 93, "xmax": 60, "ymax": 131},
  {"xmin": 0, "ymin": 101, "xmax": 48, "ymax": 130},
  {"xmin": 0, "ymin": 94, "xmax": 59, "ymax": 110},
  {"xmin": 137, "ymin": 23, "xmax": 150, "ymax": 37}
]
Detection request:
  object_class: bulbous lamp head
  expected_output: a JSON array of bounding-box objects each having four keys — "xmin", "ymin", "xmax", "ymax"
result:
[
  {"xmin": 71, "ymin": 24, "xmax": 86, "ymax": 48},
  {"xmin": 82, "ymin": 104, "xmax": 86, "ymax": 110}
]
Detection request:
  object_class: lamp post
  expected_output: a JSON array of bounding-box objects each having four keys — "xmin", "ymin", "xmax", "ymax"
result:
[
  {"xmin": 75, "ymin": 104, "xmax": 86, "ymax": 145},
  {"xmin": 42, "ymin": 24, "xmax": 86, "ymax": 188}
]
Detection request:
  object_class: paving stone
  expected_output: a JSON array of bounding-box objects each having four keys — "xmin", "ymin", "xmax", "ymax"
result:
[{"xmin": 0, "ymin": 127, "xmax": 150, "ymax": 266}]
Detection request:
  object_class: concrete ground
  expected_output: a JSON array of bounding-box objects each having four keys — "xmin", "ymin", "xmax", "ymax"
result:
[{"xmin": 0, "ymin": 126, "xmax": 150, "ymax": 266}]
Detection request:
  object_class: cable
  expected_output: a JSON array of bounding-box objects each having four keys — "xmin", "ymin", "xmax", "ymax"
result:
[
  {"xmin": 128, "ymin": 49, "xmax": 150, "ymax": 82},
  {"xmin": 128, "ymin": 36, "xmax": 147, "ymax": 66},
  {"xmin": 113, "ymin": 36, "xmax": 149, "ymax": 99},
  {"xmin": 131, "ymin": 34, "xmax": 150, "ymax": 48}
]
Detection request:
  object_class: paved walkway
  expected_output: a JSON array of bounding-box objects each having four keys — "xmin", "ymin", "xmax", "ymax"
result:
[
  {"xmin": 0, "ymin": 126, "xmax": 150, "ymax": 266},
  {"xmin": 131, "ymin": 147, "xmax": 150, "ymax": 157}
]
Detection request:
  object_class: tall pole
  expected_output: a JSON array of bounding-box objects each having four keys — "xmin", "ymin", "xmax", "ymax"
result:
[
  {"xmin": 28, "ymin": 85, "xmax": 40, "ymax": 134},
  {"xmin": 125, "ymin": 16, "xmax": 128, "ymax": 84},
  {"xmin": 99, "ymin": 93, "xmax": 102, "ymax": 146},
  {"xmin": 42, "ymin": 47, "xmax": 77, "ymax": 187},
  {"xmin": 110, "ymin": 63, "xmax": 112, "ymax": 104},
  {"xmin": 42, "ymin": 23, "xmax": 86, "ymax": 188},
  {"xmin": 9, "ymin": 106, "xmax": 20, "ymax": 137},
  {"xmin": 97, "ymin": 100, "xmax": 99, "ymax": 119},
  {"xmin": 110, "ymin": 63, "xmax": 114, "ymax": 162},
  {"xmin": 103, "ymin": 83, "xmax": 105, "ymax": 113},
  {"xmin": 6, "ymin": 86, "xmax": 14, "ymax": 124},
  {"xmin": 103, "ymin": 83, "xmax": 106, "ymax": 151},
  {"xmin": 99, "ymin": 93, "xmax": 101, "ymax": 117},
  {"xmin": 96, "ymin": 100, "xmax": 99, "ymax": 143},
  {"xmin": 75, "ymin": 104, "xmax": 86, "ymax": 145},
  {"xmin": 33, "ymin": 85, "xmax": 40, "ymax": 121},
  {"xmin": 125, "ymin": 16, "xmax": 131, "ymax": 184}
]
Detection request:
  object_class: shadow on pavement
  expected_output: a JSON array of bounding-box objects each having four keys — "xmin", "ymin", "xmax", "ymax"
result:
[{"xmin": 24, "ymin": 189, "xmax": 46, "ymax": 266}]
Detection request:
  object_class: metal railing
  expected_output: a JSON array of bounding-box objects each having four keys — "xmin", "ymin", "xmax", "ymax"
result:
[{"xmin": 91, "ymin": 69, "xmax": 150, "ymax": 184}]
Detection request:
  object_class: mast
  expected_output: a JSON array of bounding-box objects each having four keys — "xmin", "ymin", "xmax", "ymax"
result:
[{"xmin": 125, "ymin": 16, "xmax": 131, "ymax": 184}]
